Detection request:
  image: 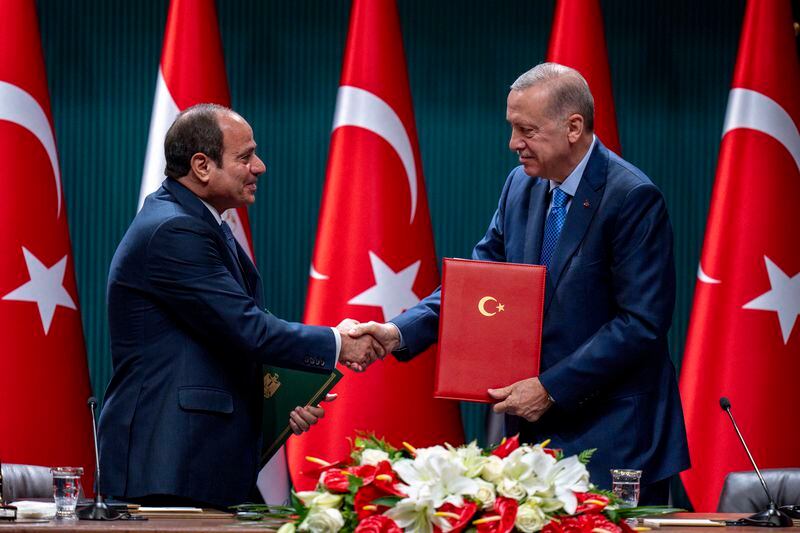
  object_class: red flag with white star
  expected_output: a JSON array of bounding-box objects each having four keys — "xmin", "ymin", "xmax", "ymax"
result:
[
  {"xmin": 546, "ymin": 0, "xmax": 621, "ymax": 155},
  {"xmin": 0, "ymin": 0, "xmax": 94, "ymax": 487},
  {"xmin": 286, "ymin": 0, "xmax": 463, "ymax": 489},
  {"xmin": 679, "ymin": 0, "xmax": 800, "ymax": 512}
]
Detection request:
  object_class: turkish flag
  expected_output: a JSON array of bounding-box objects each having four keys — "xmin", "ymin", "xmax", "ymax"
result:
[
  {"xmin": 679, "ymin": 0, "xmax": 800, "ymax": 512},
  {"xmin": 139, "ymin": 0, "xmax": 254, "ymax": 259},
  {"xmin": 286, "ymin": 0, "xmax": 464, "ymax": 489},
  {"xmin": 0, "ymin": 0, "xmax": 94, "ymax": 489},
  {"xmin": 546, "ymin": 0, "xmax": 621, "ymax": 155}
]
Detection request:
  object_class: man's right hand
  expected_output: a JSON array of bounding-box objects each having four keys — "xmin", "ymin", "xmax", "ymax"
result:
[
  {"xmin": 347, "ymin": 321, "xmax": 402, "ymax": 354},
  {"xmin": 337, "ymin": 319, "xmax": 385, "ymax": 372}
]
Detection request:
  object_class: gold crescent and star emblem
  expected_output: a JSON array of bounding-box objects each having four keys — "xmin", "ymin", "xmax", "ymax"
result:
[{"xmin": 478, "ymin": 296, "xmax": 505, "ymax": 317}]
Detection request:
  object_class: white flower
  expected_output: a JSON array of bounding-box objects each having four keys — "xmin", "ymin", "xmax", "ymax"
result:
[
  {"xmin": 514, "ymin": 501, "xmax": 548, "ymax": 533},
  {"xmin": 393, "ymin": 446, "xmax": 478, "ymax": 507},
  {"xmin": 298, "ymin": 508, "xmax": 345, "ymax": 533},
  {"xmin": 500, "ymin": 448, "xmax": 553, "ymax": 498},
  {"xmin": 385, "ymin": 496, "xmax": 452, "ymax": 533},
  {"xmin": 277, "ymin": 523, "xmax": 298, "ymax": 533},
  {"xmin": 480, "ymin": 455, "xmax": 504, "ymax": 483},
  {"xmin": 295, "ymin": 491, "xmax": 343, "ymax": 511},
  {"xmin": 449, "ymin": 441, "xmax": 488, "ymax": 478},
  {"xmin": 360, "ymin": 449, "xmax": 390, "ymax": 466},
  {"xmin": 548, "ymin": 455, "xmax": 590, "ymax": 514},
  {"xmin": 496, "ymin": 478, "xmax": 528, "ymax": 501},
  {"xmin": 474, "ymin": 478, "xmax": 497, "ymax": 509}
]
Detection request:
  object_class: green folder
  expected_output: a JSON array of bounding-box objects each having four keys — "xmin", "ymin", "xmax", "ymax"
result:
[{"xmin": 260, "ymin": 366, "xmax": 344, "ymax": 465}]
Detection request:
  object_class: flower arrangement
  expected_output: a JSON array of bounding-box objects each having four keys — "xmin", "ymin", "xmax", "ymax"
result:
[{"xmin": 237, "ymin": 435, "xmax": 677, "ymax": 533}]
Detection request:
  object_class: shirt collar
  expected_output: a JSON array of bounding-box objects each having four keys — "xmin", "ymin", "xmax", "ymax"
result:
[
  {"xmin": 548, "ymin": 134, "xmax": 596, "ymax": 196},
  {"xmin": 199, "ymin": 198, "xmax": 225, "ymax": 225}
]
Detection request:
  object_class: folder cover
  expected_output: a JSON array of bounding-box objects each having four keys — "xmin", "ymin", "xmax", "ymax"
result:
[
  {"xmin": 260, "ymin": 366, "xmax": 343, "ymax": 465},
  {"xmin": 435, "ymin": 258, "xmax": 545, "ymax": 403}
]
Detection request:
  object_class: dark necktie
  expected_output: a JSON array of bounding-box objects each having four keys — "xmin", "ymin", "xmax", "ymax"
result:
[
  {"xmin": 220, "ymin": 221, "xmax": 253, "ymax": 296},
  {"xmin": 220, "ymin": 221, "xmax": 239, "ymax": 261},
  {"xmin": 539, "ymin": 187, "xmax": 570, "ymax": 271}
]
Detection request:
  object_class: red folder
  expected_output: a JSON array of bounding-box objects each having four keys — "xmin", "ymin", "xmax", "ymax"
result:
[{"xmin": 435, "ymin": 258, "xmax": 546, "ymax": 403}]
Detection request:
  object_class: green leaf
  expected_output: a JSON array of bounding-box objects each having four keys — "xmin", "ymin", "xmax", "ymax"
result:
[
  {"xmin": 613, "ymin": 506, "xmax": 685, "ymax": 519},
  {"xmin": 348, "ymin": 474, "xmax": 364, "ymax": 493},
  {"xmin": 577, "ymin": 448, "xmax": 596, "ymax": 465},
  {"xmin": 372, "ymin": 496, "xmax": 402, "ymax": 507}
]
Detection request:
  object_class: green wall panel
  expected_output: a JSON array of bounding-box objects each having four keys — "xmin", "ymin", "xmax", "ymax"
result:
[{"xmin": 37, "ymin": 0, "xmax": 752, "ymax": 448}]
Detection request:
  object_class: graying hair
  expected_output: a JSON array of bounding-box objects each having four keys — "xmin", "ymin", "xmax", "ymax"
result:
[{"xmin": 510, "ymin": 63, "xmax": 595, "ymax": 131}]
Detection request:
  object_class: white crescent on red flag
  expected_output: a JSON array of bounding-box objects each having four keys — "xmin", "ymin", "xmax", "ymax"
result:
[
  {"xmin": 0, "ymin": 0, "xmax": 94, "ymax": 490},
  {"xmin": 546, "ymin": 0, "xmax": 621, "ymax": 155},
  {"xmin": 286, "ymin": 0, "xmax": 464, "ymax": 490},
  {"xmin": 139, "ymin": 0, "xmax": 254, "ymax": 260},
  {"xmin": 680, "ymin": 0, "xmax": 800, "ymax": 512}
]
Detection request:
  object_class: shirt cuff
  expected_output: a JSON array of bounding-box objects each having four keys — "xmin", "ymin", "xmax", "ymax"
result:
[
  {"xmin": 330, "ymin": 327, "xmax": 341, "ymax": 366},
  {"xmin": 388, "ymin": 322, "xmax": 405, "ymax": 350}
]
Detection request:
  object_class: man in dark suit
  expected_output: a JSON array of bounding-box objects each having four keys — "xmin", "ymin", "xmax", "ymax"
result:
[
  {"xmin": 98, "ymin": 104, "xmax": 382, "ymax": 509},
  {"xmin": 349, "ymin": 63, "xmax": 689, "ymax": 504}
]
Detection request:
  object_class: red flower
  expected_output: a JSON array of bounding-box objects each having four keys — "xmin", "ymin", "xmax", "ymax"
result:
[
  {"xmin": 320, "ymin": 468, "xmax": 351, "ymax": 493},
  {"xmin": 348, "ymin": 464, "xmax": 378, "ymax": 485},
  {"xmin": 475, "ymin": 497, "xmax": 518, "ymax": 533},
  {"xmin": 491, "ymin": 435, "xmax": 520, "ymax": 459},
  {"xmin": 543, "ymin": 448, "xmax": 561, "ymax": 459},
  {"xmin": 574, "ymin": 492, "xmax": 610, "ymax": 514},
  {"xmin": 354, "ymin": 485, "xmax": 392, "ymax": 520},
  {"xmin": 543, "ymin": 513, "xmax": 627, "ymax": 533},
  {"xmin": 433, "ymin": 501, "xmax": 478, "ymax": 533},
  {"xmin": 354, "ymin": 515, "xmax": 403, "ymax": 533}
]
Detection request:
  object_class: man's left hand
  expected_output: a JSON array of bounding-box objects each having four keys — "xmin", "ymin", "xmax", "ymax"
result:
[
  {"xmin": 488, "ymin": 377, "xmax": 553, "ymax": 422},
  {"xmin": 288, "ymin": 393, "xmax": 337, "ymax": 434}
]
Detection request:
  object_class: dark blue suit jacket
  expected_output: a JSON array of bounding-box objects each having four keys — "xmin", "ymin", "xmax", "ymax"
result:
[
  {"xmin": 98, "ymin": 178, "xmax": 336, "ymax": 508},
  {"xmin": 393, "ymin": 141, "xmax": 689, "ymax": 489}
]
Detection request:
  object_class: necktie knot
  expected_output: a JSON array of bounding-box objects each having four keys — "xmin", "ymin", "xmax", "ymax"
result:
[{"xmin": 552, "ymin": 187, "xmax": 569, "ymax": 209}]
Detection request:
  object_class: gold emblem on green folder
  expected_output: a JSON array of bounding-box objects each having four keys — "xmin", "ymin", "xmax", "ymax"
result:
[
  {"xmin": 260, "ymin": 366, "xmax": 343, "ymax": 465},
  {"xmin": 263, "ymin": 372, "xmax": 281, "ymax": 398}
]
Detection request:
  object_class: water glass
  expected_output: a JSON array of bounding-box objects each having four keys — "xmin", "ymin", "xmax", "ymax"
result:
[
  {"xmin": 610, "ymin": 468, "xmax": 641, "ymax": 508},
  {"xmin": 51, "ymin": 467, "xmax": 83, "ymax": 520}
]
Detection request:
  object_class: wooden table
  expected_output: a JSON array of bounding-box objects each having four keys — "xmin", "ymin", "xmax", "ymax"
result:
[{"xmin": 0, "ymin": 513, "xmax": 789, "ymax": 532}]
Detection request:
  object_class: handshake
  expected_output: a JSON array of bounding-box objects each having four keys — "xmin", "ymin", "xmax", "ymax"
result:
[{"xmin": 335, "ymin": 319, "xmax": 402, "ymax": 372}]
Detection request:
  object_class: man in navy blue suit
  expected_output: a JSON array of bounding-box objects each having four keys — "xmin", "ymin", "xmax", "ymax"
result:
[
  {"xmin": 98, "ymin": 104, "xmax": 383, "ymax": 509},
  {"xmin": 350, "ymin": 63, "xmax": 689, "ymax": 504}
]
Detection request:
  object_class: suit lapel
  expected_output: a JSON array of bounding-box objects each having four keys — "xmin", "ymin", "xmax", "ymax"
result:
[
  {"xmin": 543, "ymin": 142, "xmax": 608, "ymax": 313},
  {"xmin": 523, "ymin": 178, "xmax": 550, "ymax": 265},
  {"xmin": 163, "ymin": 179, "xmax": 253, "ymax": 294}
]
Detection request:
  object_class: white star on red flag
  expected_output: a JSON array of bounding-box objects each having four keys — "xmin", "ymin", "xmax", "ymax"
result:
[
  {"xmin": 2, "ymin": 247, "xmax": 76, "ymax": 334},
  {"xmin": 347, "ymin": 251, "xmax": 420, "ymax": 321},
  {"xmin": 743, "ymin": 256, "xmax": 800, "ymax": 344}
]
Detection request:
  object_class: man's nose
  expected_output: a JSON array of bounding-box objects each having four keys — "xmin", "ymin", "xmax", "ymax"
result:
[
  {"xmin": 509, "ymin": 133, "xmax": 523, "ymax": 153},
  {"xmin": 251, "ymin": 154, "xmax": 266, "ymax": 175}
]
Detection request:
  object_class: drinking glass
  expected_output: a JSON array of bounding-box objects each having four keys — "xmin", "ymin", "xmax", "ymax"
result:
[
  {"xmin": 610, "ymin": 468, "xmax": 641, "ymax": 508},
  {"xmin": 51, "ymin": 467, "xmax": 83, "ymax": 520}
]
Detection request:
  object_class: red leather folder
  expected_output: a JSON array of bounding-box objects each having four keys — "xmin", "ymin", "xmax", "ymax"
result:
[{"xmin": 435, "ymin": 258, "xmax": 546, "ymax": 403}]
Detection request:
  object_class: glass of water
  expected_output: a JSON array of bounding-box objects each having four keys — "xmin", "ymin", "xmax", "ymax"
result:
[
  {"xmin": 50, "ymin": 467, "xmax": 83, "ymax": 520},
  {"xmin": 610, "ymin": 468, "xmax": 641, "ymax": 508}
]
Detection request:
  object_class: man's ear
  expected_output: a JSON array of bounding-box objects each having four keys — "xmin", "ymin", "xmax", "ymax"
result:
[
  {"xmin": 566, "ymin": 113, "xmax": 584, "ymax": 143},
  {"xmin": 190, "ymin": 152, "xmax": 213, "ymax": 183}
]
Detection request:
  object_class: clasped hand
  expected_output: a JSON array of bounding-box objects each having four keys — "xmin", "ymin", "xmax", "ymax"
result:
[{"xmin": 337, "ymin": 319, "xmax": 402, "ymax": 372}]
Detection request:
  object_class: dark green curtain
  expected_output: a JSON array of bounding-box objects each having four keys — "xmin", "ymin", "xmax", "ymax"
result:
[{"xmin": 38, "ymin": 0, "xmax": 747, "ymax": 455}]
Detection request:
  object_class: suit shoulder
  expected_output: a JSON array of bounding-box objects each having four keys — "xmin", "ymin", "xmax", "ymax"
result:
[{"xmin": 606, "ymin": 152, "xmax": 662, "ymax": 196}]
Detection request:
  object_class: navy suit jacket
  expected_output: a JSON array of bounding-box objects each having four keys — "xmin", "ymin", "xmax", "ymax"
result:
[
  {"xmin": 393, "ymin": 141, "xmax": 689, "ymax": 489},
  {"xmin": 98, "ymin": 178, "xmax": 336, "ymax": 508}
]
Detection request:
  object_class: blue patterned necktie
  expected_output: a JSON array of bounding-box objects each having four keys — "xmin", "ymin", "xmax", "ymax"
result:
[{"xmin": 539, "ymin": 187, "xmax": 570, "ymax": 271}]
